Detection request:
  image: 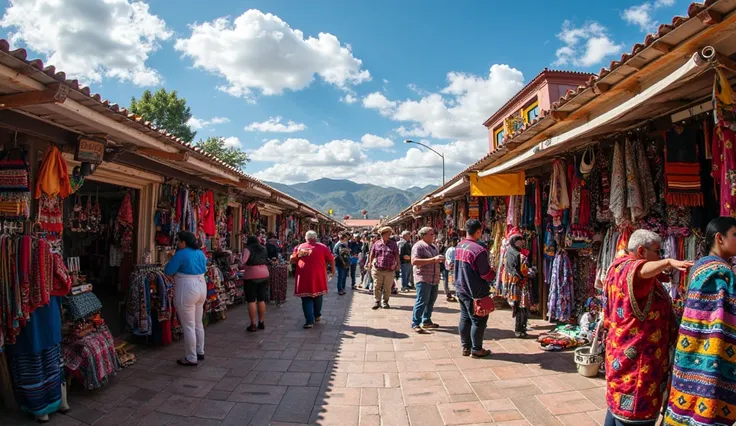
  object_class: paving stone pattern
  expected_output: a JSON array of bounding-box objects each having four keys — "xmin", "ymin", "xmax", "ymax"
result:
[{"xmin": 4, "ymin": 278, "xmax": 606, "ymax": 425}]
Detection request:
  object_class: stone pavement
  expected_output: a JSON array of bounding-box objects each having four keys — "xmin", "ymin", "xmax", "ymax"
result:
[{"xmin": 5, "ymin": 278, "xmax": 607, "ymax": 426}]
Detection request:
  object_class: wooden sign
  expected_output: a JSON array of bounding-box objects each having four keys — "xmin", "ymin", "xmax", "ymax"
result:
[{"xmin": 75, "ymin": 138, "xmax": 106, "ymax": 164}]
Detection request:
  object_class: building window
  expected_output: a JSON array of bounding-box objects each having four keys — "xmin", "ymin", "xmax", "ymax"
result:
[
  {"xmin": 494, "ymin": 127, "xmax": 504, "ymax": 148},
  {"xmin": 523, "ymin": 100, "xmax": 540, "ymax": 123}
]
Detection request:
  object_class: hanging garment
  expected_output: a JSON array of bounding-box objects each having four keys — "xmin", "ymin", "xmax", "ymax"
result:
[
  {"xmin": 609, "ymin": 139, "xmax": 647, "ymax": 225},
  {"xmin": 0, "ymin": 147, "xmax": 31, "ymax": 220},
  {"xmin": 200, "ymin": 190, "xmax": 216, "ymax": 236},
  {"xmin": 34, "ymin": 145, "xmax": 71, "ymax": 200},
  {"xmin": 634, "ymin": 139, "xmax": 657, "ymax": 215},
  {"xmin": 712, "ymin": 125, "xmax": 736, "ymax": 217},
  {"xmin": 547, "ymin": 250, "xmax": 573, "ymax": 322},
  {"xmin": 664, "ymin": 125, "xmax": 704, "ymax": 206},
  {"xmin": 547, "ymin": 160, "xmax": 569, "ymax": 224}
]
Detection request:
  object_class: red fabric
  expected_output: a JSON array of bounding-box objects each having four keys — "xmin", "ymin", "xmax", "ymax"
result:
[
  {"xmin": 200, "ymin": 190, "xmax": 216, "ymax": 236},
  {"xmin": 292, "ymin": 242, "xmax": 334, "ymax": 297},
  {"xmin": 160, "ymin": 319, "xmax": 172, "ymax": 345},
  {"xmin": 603, "ymin": 255, "xmax": 674, "ymax": 422}
]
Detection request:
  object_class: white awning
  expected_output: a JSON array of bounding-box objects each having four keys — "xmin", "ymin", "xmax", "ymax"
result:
[
  {"xmin": 478, "ymin": 50, "xmax": 710, "ymax": 177},
  {"xmin": 432, "ymin": 177, "xmax": 467, "ymax": 199}
]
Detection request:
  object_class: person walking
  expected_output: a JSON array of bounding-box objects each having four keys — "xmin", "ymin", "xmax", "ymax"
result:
[
  {"xmin": 603, "ymin": 229, "xmax": 692, "ymax": 426},
  {"xmin": 410, "ymin": 227, "xmax": 443, "ymax": 333},
  {"xmin": 367, "ymin": 226, "xmax": 399, "ymax": 309},
  {"xmin": 333, "ymin": 233, "xmax": 350, "ymax": 296},
  {"xmin": 664, "ymin": 217, "xmax": 736, "ymax": 426},
  {"xmin": 240, "ymin": 235, "xmax": 270, "ymax": 332},
  {"xmin": 444, "ymin": 238, "xmax": 458, "ymax": 302},
  {"xmin": 291, "ymin": 230, "xmax": 336, "ymax": 329},
  {"xmin": 398, "ymin": 230, "xmax": 413, "ymax": 292},
  {"xmin": 349, "ymin": 233, "xmax": 362, "ymax": 289},
  {"xmin": 454, "ymin": 219, "xmax": 495, "ymax": 358},
  {"xmin": 503, "ymin": 232, "xmax": 531, "ymax": 338},
  {"xmin": 164, "ymin": 231, "xmax": 208, "ymax": 366}
]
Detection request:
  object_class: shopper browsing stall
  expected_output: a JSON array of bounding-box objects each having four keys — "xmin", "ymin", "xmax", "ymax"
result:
[
  {"xmin": 164, "ymin": 231, "xmax": 207, "ymax": 367},
  {"xmin": 603, "ymin": 229, "xmax": 692, "ymax": 426},
  {"xmin": 241, "ymin": 236, "xmax": 270, "ymax": 332},
  {"xmin": 664, "ymin": 217, "xmax": 736, "ymax": 426},
  {"xmin": 410, "ymin": 227, "xmax": 442, "ymax": 333},
  {"xmin": 291, "ymin": 230, "xmax": 336, "ymax": 329}
]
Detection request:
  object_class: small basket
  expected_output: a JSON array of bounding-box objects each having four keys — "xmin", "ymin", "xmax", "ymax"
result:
[{"xmin": 574, "ymin": 346, "xmax": 602, "ymax": 377}]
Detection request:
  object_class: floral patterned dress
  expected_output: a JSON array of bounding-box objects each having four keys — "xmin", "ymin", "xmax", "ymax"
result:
[{"xmin": 547, "ymin": 250, "xmax": 573, "ymax": 322}]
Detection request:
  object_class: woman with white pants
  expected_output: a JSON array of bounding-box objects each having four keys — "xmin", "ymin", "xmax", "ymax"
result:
[{"xmin": 165, "ymin": 231, "xmax": 208, "ymax": 367}]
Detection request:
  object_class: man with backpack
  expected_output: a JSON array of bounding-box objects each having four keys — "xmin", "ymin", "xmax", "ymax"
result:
[{"xmin": 332, "ymin": 233, "xmax": 351, "ymax": 295}]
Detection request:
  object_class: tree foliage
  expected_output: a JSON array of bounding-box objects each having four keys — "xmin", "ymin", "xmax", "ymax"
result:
[
  {"xmin": 195, "ymin": 137, "xmax": 250, "ymax": 170},
  {"xmin": 130, "ymin": 88, "xmax": 196, "ymax": 143}
]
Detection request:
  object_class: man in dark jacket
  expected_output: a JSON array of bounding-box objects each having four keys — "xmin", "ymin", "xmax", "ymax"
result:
[
  {"xmin": 454, "ymin": 219, "xmax": 495, "ymax": 358},
  {"xmin": 398, "ymin": 230, "xmax": 413, "ymax": 292},
  {"xmin": 348, "ymin": 233, "xmax": 362, "ymax": 289}
]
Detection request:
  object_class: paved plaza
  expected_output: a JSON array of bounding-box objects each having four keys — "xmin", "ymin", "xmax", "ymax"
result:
[{"xmin": 5, "ymin": 279, "xmax": 607, "ymax": 426}]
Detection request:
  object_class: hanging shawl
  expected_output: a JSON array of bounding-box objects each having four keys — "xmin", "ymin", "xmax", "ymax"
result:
[
  {"xmin": 634, "ymin": 138, "xmax": 657, "ymax": 214},
  {"xmin": 664, "ymin": 124, "xmax": 703, "ymax": 206},
  {"xmin": 624, "ymin": 137, "xmax": 645, "ymax": 221},
  {"xmin": 34, "ymin": 145, "xmax": 71, "ymax": 199},
  {"xmin": 547, "ymin": 160, "xmax": 569, "ymax": 222},
  {"xmin": 610, "ymin": 139, "xmax": 646, "ymax": 225}
]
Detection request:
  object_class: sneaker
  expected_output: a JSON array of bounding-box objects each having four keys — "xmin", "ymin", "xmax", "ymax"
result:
[
  {"xmin": 401, "ymin": 288, "xmax": 411, "ymax": 293},
  {"xmin": 315, "ymin": 316, "xmax": 322, "ymax": 322},
  {"xmin": 303, "ymin": 323, "xmax": 314, "ymax": 329},
  {"xmin": 422, "ymin": 322, "xmax": 439, "ymax": 329},
  {"xmin": 258, "ymin": 322, "xmax": 265, "ymax": 330},
  {"xmin": 197, "ymin": 354, "xmax": 205, "ymax": 361},
  {"xmin": 382, "ymin": 303, "xmax": 390, "ymax": 309},
  {"xmin": 462, "ymin": 348, "xmax": 471, "ymax": 357},
  {"xmin": 413, "ymin": 326, "xmax": 427, "ymax": 334},
  {"xmin": 372, "ymin": 302, "xmax": 381, "ymax": 310}
]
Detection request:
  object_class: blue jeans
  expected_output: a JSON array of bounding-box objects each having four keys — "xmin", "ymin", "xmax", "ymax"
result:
[
  {"xmin": 411, "ymin": 282, "xmax": 439, "ymax": 327},
  {"xmin": 458, "ymin": 293, "xmax": 488, "ymax": 351},
  {"xmin": 400, "ymin": 263, "xmax": 412, "ymax": 289},
  {"xmin": 336, "ymin": 266, "xmax": 348, "ymax": 292},
  {"xmin": 301, "ymin": 295, "xmax": 323, "ymax": 324}
]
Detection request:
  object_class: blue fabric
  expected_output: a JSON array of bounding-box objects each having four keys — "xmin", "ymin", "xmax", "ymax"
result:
[
  {"xmin": 336, "ymin": 266, "xmax": 348, "ymax": 292},
  {"xmin": 458, "ymin": 293, "xmax": 488, "ymax": 352},
  {"xmin": 164, "ymin": 247, "xmax": 207, "ymax": 275},
  {"xmin": 301, "ymin": 295, "xmax": 323, "ymax": 324},
  {"xmin": 401, "ymin": 263, "xmax": 412, "ymax": 289},
  {"xmin": 7, "ymin": 297, "xmax": 62, "ymax": 356},
  {"xmin": 412, "ymin": 282, "xmax": 439, "ymax": 327}
]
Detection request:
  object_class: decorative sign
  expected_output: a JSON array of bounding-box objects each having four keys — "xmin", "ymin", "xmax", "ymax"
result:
[{"xmin": 75, "ymin": 138, "xmax": 106, "ymax": 164}]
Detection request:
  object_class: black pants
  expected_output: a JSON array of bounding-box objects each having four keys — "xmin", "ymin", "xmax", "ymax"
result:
[
  {"xmin": 350, "ymin": 263, "xmax": 357, "ymax": 286},
  {"xmin": 512, "ymin": 302, "xmax": 528, "ymax": 333},
  {"xmin": 458, "ymin": 293, "xmax": 488, "ymax": 352},
  {"xmin": 604, "ymin": 410, "xmax": 655, "ymax": 426}
]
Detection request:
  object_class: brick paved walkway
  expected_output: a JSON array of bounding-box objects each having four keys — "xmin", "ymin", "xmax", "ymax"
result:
[{"xmin": 5, "ymin": 278, "xmax": 607, "ymax": 425}]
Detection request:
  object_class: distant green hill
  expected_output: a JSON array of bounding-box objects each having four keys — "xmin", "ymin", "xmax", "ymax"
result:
[{"xmin": 266, "ymin": 178, "xmax": 436, "ymax": 219}]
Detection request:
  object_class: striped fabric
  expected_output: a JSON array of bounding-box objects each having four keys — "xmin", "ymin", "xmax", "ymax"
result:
[
  {"xmin": 665, "ymin": 256, "xmax": 736, "ymax": 426},
  {"xmin": 9, "ymin": 343, "xmax": 62, "ymax": 416}
]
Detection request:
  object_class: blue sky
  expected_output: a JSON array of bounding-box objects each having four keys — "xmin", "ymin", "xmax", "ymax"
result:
[{"xmin": 0, "ymin": 0, "xmax": 685, "ymax": 188}]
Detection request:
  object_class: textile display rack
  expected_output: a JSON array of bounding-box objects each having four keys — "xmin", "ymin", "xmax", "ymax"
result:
[{"xmin": 125, "ymin": 264, "xmax": 180, "ymax": 345}]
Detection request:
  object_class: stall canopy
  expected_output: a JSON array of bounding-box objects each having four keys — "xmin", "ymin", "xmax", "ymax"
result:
[{"xmin": 470, "ymin": 171, "xmax": 525, "ymax": 196}]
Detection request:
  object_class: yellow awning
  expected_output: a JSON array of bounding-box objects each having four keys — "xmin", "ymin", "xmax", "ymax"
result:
[{"xmin": 470, "ymin": 171, "xmax": 525, "ymax": 196}]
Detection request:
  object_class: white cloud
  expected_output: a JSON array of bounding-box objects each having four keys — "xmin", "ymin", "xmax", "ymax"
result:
[
  {"xmin": 341, "ymin": 93, "xmax": 358, "ymax": 104},
  {"xmin": 360, "ymin": 134, "xmax": 394, "ymax": 150},
  {"xmin": 1, "ymin": 0, "xmax": 171, "ymax": 86},
  {"xmin": 251, "ymin": 137, "xmax": 487, "ymax": 188},
  {"xmin": 553, "ymin": 21, "xmax": 623, "ymax": 67},
  {"xmin": 362, "ymin": 92, "xmax": 396, "ymax": 116},
  {"xmin": 223, "ymin": 136, "xmax": 242, "ymax": 147},
  {"xmin": 363, "ymin": 64, "xmax": 525, "ymax": 141},
  {"xmin": 175, "ymin": 9, "xmax": 370, "ymax": 101},
  {"xmin": 244, "ymin": 116, "xmax": 306, "ymax": 133},
  {"xmin": 622, "ymin": 0, "xmax": 677, "ymax": 32},
  {"xmin": 187, "ymin": 116, "xmax": 230, "ymax": 130}
]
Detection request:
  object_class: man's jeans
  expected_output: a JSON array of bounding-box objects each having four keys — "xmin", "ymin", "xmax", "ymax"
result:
[
  {"xmin": 411, "ymin": 282, "xmax": 439, "ymax": 327},
  {"xmin": 336, "ymin": 266, "xmax": 348, "ymax": 292},
  {"xmin": 301, "ymin": 295, "xmax": 323, "ymax": 324},
  {"xmin": 458, "ymin": 293, "xmax": 488, "ymax": 352},
  {"xmin": 400, "ymin": 263, "xmax": 412, "ymax": 289},
  {"xmin": 350, "ymin": 262, "xmax": 358, "ymax": 286}
]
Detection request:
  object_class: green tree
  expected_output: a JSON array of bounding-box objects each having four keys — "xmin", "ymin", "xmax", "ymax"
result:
[
  {"xmin": 130, "ymin": 89, "xmax": 196, "ymax": 143},
  {"xmin": 195, "ymin": 137, "xmax": 250, "ymax": 169}
]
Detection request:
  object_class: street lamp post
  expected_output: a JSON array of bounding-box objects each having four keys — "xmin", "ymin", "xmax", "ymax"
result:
[{"xmin": 404, "ymin": 140, "xmax": 445, "ymax": 185}]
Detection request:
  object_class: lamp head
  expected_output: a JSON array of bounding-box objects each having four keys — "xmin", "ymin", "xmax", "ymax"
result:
[{"xmin": 404, "ymin": 140, "xmax": 414, "ymax": 144}]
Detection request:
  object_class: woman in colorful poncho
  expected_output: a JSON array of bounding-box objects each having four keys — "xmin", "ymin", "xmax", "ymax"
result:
[
  {"xmin": 603, "ymin": 229, "xmax": 692, "ymax": 426},
  {"xmin": 664, "ymin": 217, "xmax": 736, "ymax": 426}
]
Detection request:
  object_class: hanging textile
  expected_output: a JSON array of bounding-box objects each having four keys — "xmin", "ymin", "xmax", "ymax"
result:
[
  {"xmin": 547, "ymin": 160, "xmax": 569, "ymax": 225},
  {"xmin": 610, "ymin": 139, "xmax": 649, "ymax": 225},
  {"xmin": 664, "ymin": 124, "xmax": 704, "ymax": 206},
  {"xmin": 712, "ymin": 67, "xmax": 736, "ymax": 217},
  {"xmin": 200, "ymin": 190, "xmax": 216, "ymax": 236},
  {"xmin": 125, "ymin": 266, "xmax": 176, "ymax": 339},
  {"xmin": 470, "ymin": 172, "xmax": 525, "ymax": 196},
  {"xmin": 0, "ymin": 147, "xmax": 31, "ymax": 220},
  {"xmin": 34, "ymin": 145, "xmax": 71, "ymax": 200},
  {"xmin": 547, "ymin": 250, "xmax": 573, "ymax": 322},
  {"xmin": 62, "ymin": 325, "xmax": 121, "ymax": 390}
]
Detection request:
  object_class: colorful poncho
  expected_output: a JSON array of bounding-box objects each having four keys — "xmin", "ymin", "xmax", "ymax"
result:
[{"xmin": 664, "ymin": 256, "xmax": 736, "ymax": 426}]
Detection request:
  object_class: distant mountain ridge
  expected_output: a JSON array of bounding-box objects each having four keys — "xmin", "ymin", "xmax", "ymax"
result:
[{"xmin": 266, "ymin": 178, "xmax": 437, "ymax": 219}]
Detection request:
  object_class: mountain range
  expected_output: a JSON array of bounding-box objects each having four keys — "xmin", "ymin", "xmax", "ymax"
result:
[{"xmin": 265, "ymin": 178, "xmax": 437, "ymax": 219}]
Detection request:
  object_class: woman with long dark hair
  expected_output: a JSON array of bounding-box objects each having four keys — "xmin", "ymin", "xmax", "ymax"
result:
[
  {"xmin": 664, "ymin": 217, "xmax": 736, "ymax": 426},
  {"xmin": 504, "ymin": 233, "xmax": 530, "ymax": 337},
  {"xmin": 164, "ymin": 231, "xmax": 207, "ymax": 366},
  {"xmin": 241, "ymin": 235, "xmax": 270, "ymax": 331}
]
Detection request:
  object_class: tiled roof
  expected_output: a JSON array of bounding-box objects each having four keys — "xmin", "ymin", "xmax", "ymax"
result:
[{"xmin": 0, "ymin": 39, "xmax": 342, "ymax": 227}]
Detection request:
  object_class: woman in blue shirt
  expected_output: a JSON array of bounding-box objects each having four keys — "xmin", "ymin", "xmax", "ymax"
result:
[{"xmin": 164, "ymin": 231, "xmax": 208, "ymax": 366}]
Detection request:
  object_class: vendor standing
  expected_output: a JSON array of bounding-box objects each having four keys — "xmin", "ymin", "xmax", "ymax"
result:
[{"xmin": 165, "ymin": 231, "xmax": 208, "ymax": 367}]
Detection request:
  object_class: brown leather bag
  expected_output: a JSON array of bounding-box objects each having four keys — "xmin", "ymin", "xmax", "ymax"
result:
[{"xmin": 473, "ymin": 296, "xmax": 495, "ymax": 317}]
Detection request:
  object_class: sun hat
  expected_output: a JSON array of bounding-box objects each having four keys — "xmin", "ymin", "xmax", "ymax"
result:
[{"xmin": 379, "ymin": 226, "xmax": 393, "ymax": 235}]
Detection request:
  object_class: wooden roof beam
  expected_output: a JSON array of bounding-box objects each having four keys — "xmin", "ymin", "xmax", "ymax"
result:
[
  {"xmin": 0, "ymin": 83, "xmax": 69, "ymax": 108},
  {"xmin": 550, "ymin": 110, "xmax": 569, "ymax": 121},
  {"xmin": 136, "ymin": 147, "xmax": 190, "ymax": 161}
]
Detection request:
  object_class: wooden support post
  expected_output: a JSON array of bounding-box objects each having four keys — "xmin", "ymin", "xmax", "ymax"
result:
[{"xmin": 0, "ymin": 83, "xmax": 69, "ymax": 108}]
